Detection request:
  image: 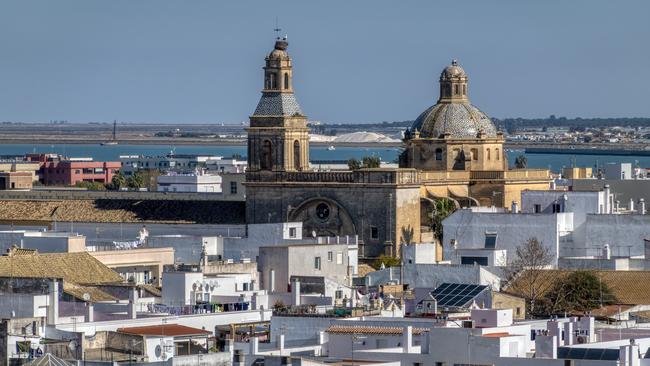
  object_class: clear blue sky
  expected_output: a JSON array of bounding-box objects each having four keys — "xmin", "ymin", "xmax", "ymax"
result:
[{"xmin": 1, "ymin": 0, "xmax": 649, "ymax": 124}]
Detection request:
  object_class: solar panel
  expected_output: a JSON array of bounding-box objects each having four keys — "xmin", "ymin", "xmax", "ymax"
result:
[
  {"xmin": 430, "ymin": 283, "xmax": 488, "ymax": 308},
  {"xmin": 557, "ymin": 347, "xmax": 620, "ymax": 361}
]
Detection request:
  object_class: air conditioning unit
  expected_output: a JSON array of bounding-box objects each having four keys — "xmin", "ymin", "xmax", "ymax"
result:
[{"xmin": 576, "ymin": 335, "xmax": 589, "ymax": 344}]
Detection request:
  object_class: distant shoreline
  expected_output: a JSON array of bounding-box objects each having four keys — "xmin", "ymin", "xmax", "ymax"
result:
[{"xmin": 1, "ymin": 137, "xmax": 649, "ymax": 155}]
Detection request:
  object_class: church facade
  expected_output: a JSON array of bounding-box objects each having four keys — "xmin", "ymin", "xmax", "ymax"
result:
[{"xmin": 245, "ymin": 38, "xmax": 551, "ymax": 259}]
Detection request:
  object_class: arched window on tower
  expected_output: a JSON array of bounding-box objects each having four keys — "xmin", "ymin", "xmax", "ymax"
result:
[
  {"xmin": 455, "ymin": 85, "xmax": 459, "ymax": 95},
  {"xmin": 495, "ymin": 148, "xmax": 500, "ymax": 160},
  {"xmin": 269, "ymin": 73, "xmax": 277, "ymax": 89},
  {"xmin": 463, "ymin": 85, "xmax": 466, "ymax": 95},
  {"xmin": 261, "ymin": 140, "xmax": 273, "ymax": 170},
  {"xmin": 487, "ymin": 149, "xmax": 491, "ymax": 160},
  {"xmin": 435, "ymin": 148, "xmax": 443, "ymax": 161},
  {"xmin": 293, "ymin": 140, "xmax": 301, "ymax": 170},
  {"xmin": 445, "ymin": 85, "xmax": 452, "ymax": 97},
  {"xmin": 284, "ymin": 73, "xmax": 290, "ymax": 90}
]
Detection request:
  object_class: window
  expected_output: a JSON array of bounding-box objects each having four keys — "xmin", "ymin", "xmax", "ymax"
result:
[
  {"xmin": 471, "ymin": 148, "xmax": 478, "ymax": 161},
  {"xmin": 230, "ymin": 181, "xmax": 238, "ymax": 194},
  {"xmin": 552, "ymin": 203, "xmax": 562, "ymax": 213},
  {"xmin": 261, "ymin": 140, "xmax": 273, "ymax": 170},
  {"xmin": 335, "ymin": 290, "xmax": 343, "ymax": 299},
  {"xmin": 289, "ymin": 227, "xmax": 297, "ymax": 238},
  {"xmin": 314, "ymin": 257, "xmax": 321, "ymax": 270},
  {"xmin": 461, "ymin": 256, "xmax": 488, "ymax": 266},
  {"xmin": 435, "ymin": 148, "xmax": 443, "ymax": 161},
  {"xmin": 485, "ymin": 233, "xmax": 497, "ymax": 249},
  {"xmin": 534, "ymin": 204, "xmax": 541, "ymax": 213},
  {"xmin": 495, "ymin": 148, "xmax": 500, "ymax": 160},
  {"xmin": 336, "ymin": 252, "xmax": 343, "ymax": 264},
  {"xmin": 327, "ymin": 251, "xmax": 333, "ymax": 261},
  {"xmin": 463, "ymin": 85, "xmax": 466, "ymax": 95},
  {"xmin": 454, "ymin": 84, "xmax": 459, "ymax": 95},
  {"xmin": 486, "ymin": 149, "xmax": 491, "ymax": 160},
  {"xmin": 284, "ymin": 73, "xmax": 289, "ymax": 90},
  {"xmin": 370, "ymin": 226, "xmax": 379, "ymax": 240},
  {"xmin": 293, "ymin": 140, "xmax": 301, "ymax": 170},
  {"xmin": 516, "ymin": 307, "xmax": 521, "ymax": 316}
]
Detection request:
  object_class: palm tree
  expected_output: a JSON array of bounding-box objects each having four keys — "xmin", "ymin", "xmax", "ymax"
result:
[
  {"xmin": 514, "ymin": 155, "xmax": 528, "ymax": 169},
  {"xmin": 428, "ymin": 198, "xmax": 456, "ymax": 244}
]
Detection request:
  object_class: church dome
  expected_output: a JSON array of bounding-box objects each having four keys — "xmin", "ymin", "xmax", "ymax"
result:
[
  {"xmin": 412, "ymin": 103, "xmax": 497, "ymax": 138},
  {"xmin": 410, "ymin": 60, "xmax": 498, "ymax": 138}
]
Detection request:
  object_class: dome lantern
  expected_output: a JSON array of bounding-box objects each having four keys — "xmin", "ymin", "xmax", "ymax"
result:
[{"xmin": 439, "ymin": 59, "xmax": 469, "ymax": 103}]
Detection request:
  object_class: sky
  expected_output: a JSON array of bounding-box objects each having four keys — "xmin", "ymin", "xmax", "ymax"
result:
[{"xmin": 1, "ymin": 0, "xmax": 649, "ymax": 124}]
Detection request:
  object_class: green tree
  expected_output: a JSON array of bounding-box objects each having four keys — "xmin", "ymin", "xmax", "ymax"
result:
[
  {"xmin": 75, "ymin": 181, "xmax": 106, "ymax": 191},
  {"xmin": 109, "ymin": 171, "xmax": 127, "ymax": 190},
  {"xmin": 514, "ymin": 155, "xmax": 528, "ymax": 169},
  {"xmin": 362, "ymin": 156, "xmax": 381, "ymax": 168},
  {"xmin": 427, "ymin": 198, "xmax": 456, "ymax": 243},
  {"xmin": 347, "ymin": 158, "xmax": 361, "ymax": 170},
  {"xmin": 127, "ymin": 172, "xmax": 145, "ymax": 189},
  {"xmin": 372, "ymin": 254, "xmax": 401, "ymax": 270},
  {"xmin": 542, "ymin": 271, "xmax": 617, "ymax": 315}
]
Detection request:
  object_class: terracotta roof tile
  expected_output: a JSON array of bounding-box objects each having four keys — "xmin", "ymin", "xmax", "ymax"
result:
[{"xmin": 504, "ymin": 270, "xmax": 650, "ymax": 305}]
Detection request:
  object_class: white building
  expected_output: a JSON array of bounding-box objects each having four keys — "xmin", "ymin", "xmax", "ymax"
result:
[
  {"xmin": 0, "ymin": 230, "xmax": 86, "ymax": 254},
  {"xmin": 148, "ymin": 234, "xmax": 224, "ymax": 264},
  {"xmin": 156, "ymin": 172, "xmax": 222, "ymax": 193},
  {"xmin": 162, "ymin": 270, "xmax": 261, "ymax": 309},
  {"xmin": 119, "ymin": 154, "xmax": 246, "ymax": 176},
  {"xmin": 442, "ymin": 189, "xmax": 650, "ymax": 268}
]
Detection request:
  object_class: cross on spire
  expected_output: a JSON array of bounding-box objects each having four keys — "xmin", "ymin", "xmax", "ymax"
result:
[{"xmin": 274, "ymin": 17, "xmax": 281, "ymax": 39}]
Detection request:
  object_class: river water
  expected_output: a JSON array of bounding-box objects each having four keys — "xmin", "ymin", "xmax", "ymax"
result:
[{"xmin": 1, "ymin": 143, "xmax": 649, "ymax": 172}]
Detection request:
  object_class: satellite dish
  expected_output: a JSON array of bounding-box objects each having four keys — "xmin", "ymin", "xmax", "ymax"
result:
[{"xmin": 82, "ymin": 293, "xmax": 91, "ymax": 302}]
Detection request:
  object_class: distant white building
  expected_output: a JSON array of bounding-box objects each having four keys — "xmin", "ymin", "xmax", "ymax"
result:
[
  {"xmin": 0, "ymin": 230, "xmax": 86, "ymax": 254},
  {"xmin": 119, "ymin": 154, "xmax": 246, "ymax": 176},
  {"xmin": 156, "ymin": 171, "xmax": 222, "ymax": 193},
  {"xmin": 603, "ymin": 162, "xmax": 632, "ymax": 180}
]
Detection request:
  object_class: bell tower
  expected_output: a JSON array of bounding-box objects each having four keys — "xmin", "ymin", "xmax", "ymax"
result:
[{"xmin": 247, "ymin": 37, "xmax": 310, "ymax": 176}]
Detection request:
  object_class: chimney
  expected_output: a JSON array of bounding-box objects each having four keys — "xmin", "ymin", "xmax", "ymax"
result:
[
  {"xmin": 535, "ymin": 334, "xmax": 558, "ymax": 359},
  {"xmin": 639, "ymin": 199, "xmax": 646, "ymax": 215},
  {"xmin": 604, "ymin": 184, "xmax": 611, "ymax": 213},
  {"xmin": 85, "ymin": 302, "xmax": 94, "ymax": 323},
  {"xmin": 629, "ymin": 198, "xmax": 635, "ymax": 212},
  {"xmin": 291, "ymin": 278, "xmax": 301, "ymax": 306},
  {"xmin": 128, "ymin": 286, "xmax": 138, "ymax": 319},
  {"xmin": 615, "ymin": 200, "xmax": 620, "ymax": 213},
  {"xmin": 402, "ymin": 326, "xmax": 414, "ymax": 353},
  {"xmin": 511, "ymin": 201, "xmax": 518, "ymax": 213},
  {"xmin": 563, "ymin": 321, "xmax": 574, "ymax": 346},
  {"xmin": 47, "ymin": 279, "xmax": 59, "ymax": 325},
  {"xmin": 421, "ymin": 330, "xmax": 430, "ymax": 354},
  {"xmin": 249, "ymin": 337, "xmax": 259, "ymax": 355}
]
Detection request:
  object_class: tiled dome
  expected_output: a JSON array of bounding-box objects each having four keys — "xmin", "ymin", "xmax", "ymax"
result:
[{"xmin": 411, "ymin": 102, "xmax": 497, "ymax": 138}]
